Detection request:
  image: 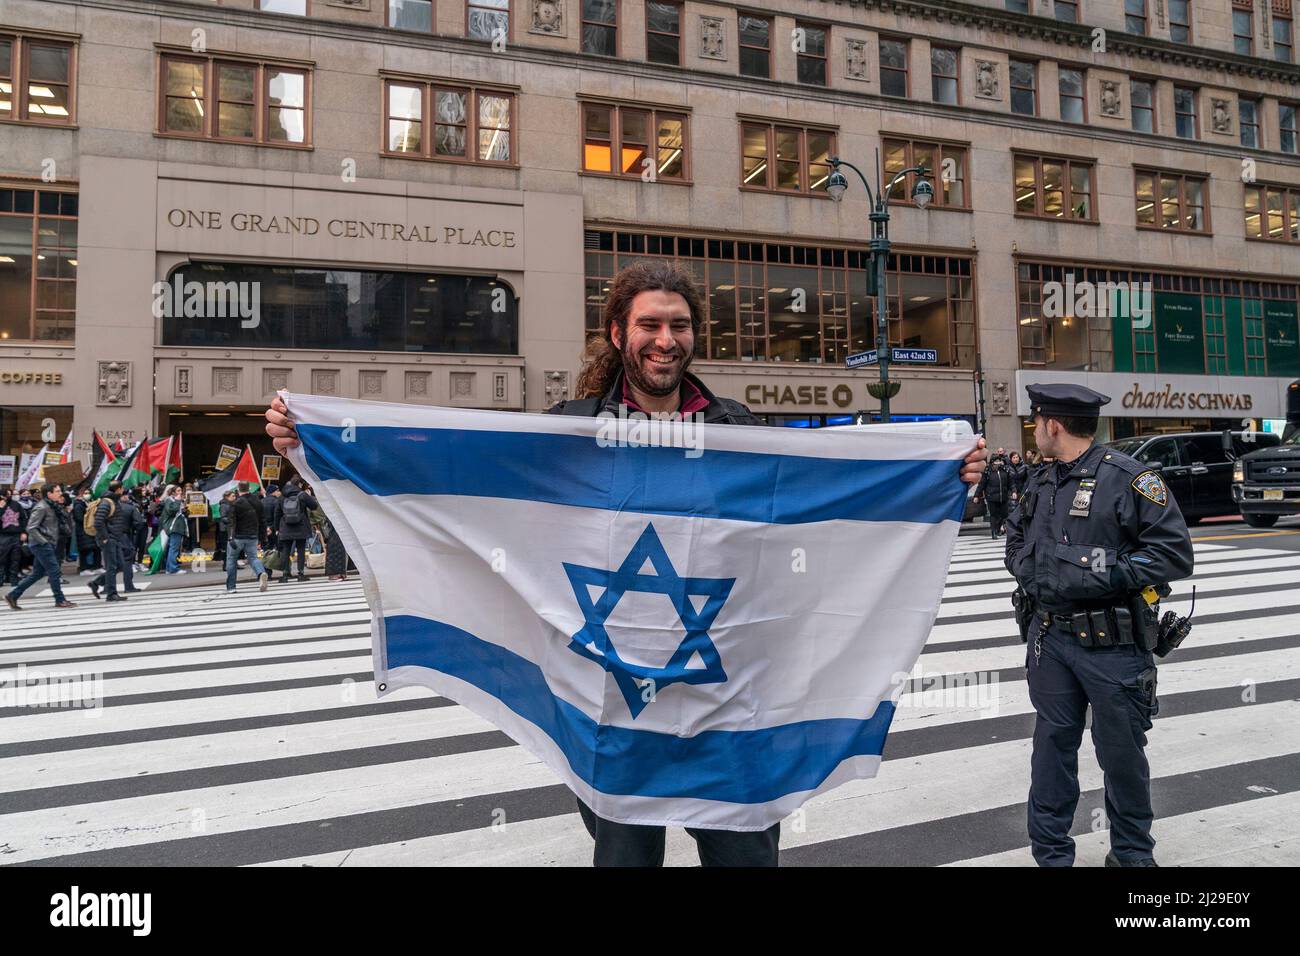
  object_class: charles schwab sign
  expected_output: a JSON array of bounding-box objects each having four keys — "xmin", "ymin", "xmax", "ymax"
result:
[{"xmin": 1015, "ymin": 370, "xmax": 1293, "ymax": 419}]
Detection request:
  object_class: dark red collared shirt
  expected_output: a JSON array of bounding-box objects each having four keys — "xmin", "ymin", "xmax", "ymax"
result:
[{"xmin": 620, "ymin": 377, "xmax": 709, "ymax": 416}]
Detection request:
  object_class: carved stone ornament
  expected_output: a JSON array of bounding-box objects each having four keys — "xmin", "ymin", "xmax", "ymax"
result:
[
  {"xmin": 991, "ymin": 381, "xmax": 1010, "ymax": 416},
  {"xmin": 493, "ymin": 371, "xmax": 509, "ymax": 403},
  {"xmin": 1211, "ymin": 98, "xmax": 1232, "ymax": 134},
  {"xmin": 1099, "ymin": 80, "xmax": 1122, "ymax": 118},
  {"xmin": 175, "ymin": 366, "xmax": 191, "ymax": 397},
  {"xmin": 360, "ymin": 370, "xmax": 385, "ymax": 396},
  {"xmin": 544, "ymin": 369, "xmax": 570, "ymax": 406},
  {"xmin": 406, "ymin": 370, "xmax": 430, "ymax": 398},
  {"xmin": 451, "ymin": 371, "xmax": 475, "ymax": 399},
  {"xmin": 213, "ymin": 367, "xmax": 241, "ymax": 396},
  {"xmin": 975, "ymin": 60, "xmax": 1001, "ymax": 100},
  {"xmin": 324, "ymin": 0, "xmax": 371, "ymax": 9},
  {"xmin": 98, "ymin": 361, "xmax": 131, "ymax": 406},
  {"xmin": 312, "ymin": 369, "xmax": 339, "ymax": 395},
  {"xmin": 263, "ymin": 368, "xmax": 290, "ymax": 395},
  {"xmin": 700, "ymin": 16, "xmax": 725, "ymax": 60},
  {"xmin": 529, "ymin": 0, "xmax": 566, "ymax": 37},
  {"xmin": 845, "ymin": 39, "xmax": 867, "ymax": 80}
]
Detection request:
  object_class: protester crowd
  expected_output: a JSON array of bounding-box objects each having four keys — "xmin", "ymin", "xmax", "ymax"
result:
[{"xmin": 2, "ymin": 473, "xmax": 352, "ymax": 610}]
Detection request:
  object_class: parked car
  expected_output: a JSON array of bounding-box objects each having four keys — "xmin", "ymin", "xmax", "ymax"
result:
[
  {"xmin": 1232, "ymin": 380, "xmax": 1300, "ymax": 527},
  {"xmin": 1104, "ymin": 430, "xmax": 1281, "ymax": 523}
]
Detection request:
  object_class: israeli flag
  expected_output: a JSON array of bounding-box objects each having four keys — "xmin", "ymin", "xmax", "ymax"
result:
[{"xmin": 284, "ymin": 393, "xmax": 974, "ymax": 831}]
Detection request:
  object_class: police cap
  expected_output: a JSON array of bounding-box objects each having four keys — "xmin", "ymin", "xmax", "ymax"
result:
[{"xmin": 1026, "ymin": 383, "xmax": 1111, "ymax": 419}]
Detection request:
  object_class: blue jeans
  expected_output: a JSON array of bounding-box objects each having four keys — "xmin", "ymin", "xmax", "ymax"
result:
[
  {"xmin": 8, "ymin": 542, "xmax": 66, "ymax": 604},
  {"xmin": 225, "ymin": 537, "xmax": 265, "ymax": 590},
  {"xmin": 166, "ymin": 530, "xmax": 185, "ymax": 574}
]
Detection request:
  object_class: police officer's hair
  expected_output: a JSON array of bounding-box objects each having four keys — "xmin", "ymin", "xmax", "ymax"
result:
[{"xmin": 1047, "ymin": 415, "xmax": 1099, "ymax": 439}]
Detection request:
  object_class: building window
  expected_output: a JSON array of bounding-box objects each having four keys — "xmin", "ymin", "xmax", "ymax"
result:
[
  {"xmin": 467, "ymin": 0, "xmax": 509, "ymax": 41},
  {"xmin": 879, "ymin": 38, "xmax": 908, "ymax": 98},
  {"xmin": 389, "ymin": 0, "xmax": 433, "ymax": 32},
  {"xmin": 1276, "ymin": 15, "xmax": 1294, "ymax": 62},
  {"xmin": 1168, "ymin": 0, "xmax": 1191, "ymax": 43},
  {"xmin": 1173, "ymin": 86, "xmax": 1197, "ymax": 139},
  {"xmin": 1009, "ymin": 60, "xmax": 1036, "ymax": 116},
  {"xmin": 382, "ymin": 78, "xmax": 514, "ymax": 165},
  {"xmin": 795, "ymin": 23, "xmax": 828, "ymax": 86},
  {"xmin": 1240, "ymin": 97, "xmax": 1260, "ymax": 148},
  {"xmin": 1282, "ymin": 103, "xmax": 1298, "ymax": 153},
  {"xmin": 162, "ymin": 263, "xmax": 518, "ymax": 354},
  {"xmin": 585, "ymin": 229, "xmax": 976, "ymax": 368},
  {"xmin": 1054, "ymin": 0, "xmax": 1079, "ymax": 23},
  {"xmin": 1058, "ymin": 68, "xmax": 1085, "ymax": 123},
  {"xmin": 1005, "ymin": 0, "xmax": 1029, "ymax": 11},
  {"xmin": 1125, "ymin": 0, "xmax": 1148, "ymax": 34},
  {"xmin": 581, "ymin": 0, "xmax": 617, "ymax": 56},
  {"xmin": 1016, "ymin": 263, "xmax": 1119, "ymax": 371},
  {"xmin": 884, "ymin": 138, "xmax": 967, "ymax": 208},
  {"xmin": 0, "ymin": 34, "xmax": 75, "ymax": 125},
  {"xmin": 0, "ymin": 186, "xmax": 77, "ymax": 342},
  {"xmin": 1131, "ymin": 79, "xmax": 1154, "ymax": 133},
  {"xmin": 1014, "ymin": 155, "xmax": 1095, "ymax": 221},
  {"xmin": 258, "ymin": 0, "xmax": 307, "ymax": 14},
  {"xmin": 1233, "ymin": 6, "xmax": 1253, "ymax": 56},
  {"xmin": 1244, "ymin": 184, "xmax": 1300, "ymax": 242},
  {"xmin": 582, "ymin": 102, "xmax": 687, "ymax": 180},
  {"xmin": 160, "ymin": 54, "xmax": 309, "ymax": 146},
  {"xmin": 1135, "ymin": 169, "xmax": 1208, "ymax": 232},
  {"xmin": 740, "ymin": 121, "xmax": 834, "ymax": 194},
  {"xmin": 646, "ymin": 2, "xmax": 681, "ymax": 66},
  {"xmin": 738, "ymin": 14, "xmax": 771, "ymax": 78},
  {"xmin": 931, "ymin": 47, "xmax": 958, "ymax": 105}
]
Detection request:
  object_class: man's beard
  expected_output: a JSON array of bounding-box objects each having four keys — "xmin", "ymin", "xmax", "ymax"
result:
[{"xmin": 619, "ymin": 338, "xmax": 692, "ymax": 398}]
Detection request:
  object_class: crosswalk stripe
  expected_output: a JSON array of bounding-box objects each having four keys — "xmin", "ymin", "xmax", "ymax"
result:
[{"xmin": 2, "ymin": 531, "xmax": 1295, "ymax": 866}]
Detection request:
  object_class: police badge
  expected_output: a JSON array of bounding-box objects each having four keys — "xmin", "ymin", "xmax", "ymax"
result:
[
  {"xmin": 1069, "ymin": 478, "xmax": 1096, "ymax": 517},
  {"xmin": 1132, "ymin": 471, "xmax": 1169, "ymax": 506}
]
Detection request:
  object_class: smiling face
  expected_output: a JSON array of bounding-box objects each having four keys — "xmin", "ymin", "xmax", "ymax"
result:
[{"xmin": 610, "ymin": 289, "xmax": 695, "ymax": 398}]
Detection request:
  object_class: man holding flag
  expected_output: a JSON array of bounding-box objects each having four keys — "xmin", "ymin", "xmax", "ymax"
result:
[{"xmin": 268, "ymin": 262, "xmax": 988, "ymax": 867}]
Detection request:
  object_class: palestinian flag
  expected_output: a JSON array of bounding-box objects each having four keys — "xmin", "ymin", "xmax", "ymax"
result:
[
  {"xmin": 146, "ymin": 528, "xmax": 170, "ymax": 576},
  {"xmin": 143, "ymin": 437, "xmax": 175, "ymax": 486},
  {"xmin": 90, "ymin": 438, "xmax": 143, "ymax": 495},
  {"xmin": 198, "ymin": 445, "xmax": 263, "ymax": 508},
  {"xmin": 118, "ymin": 439, "xmax": 152, "ymax": 491},
  {"xmin": 166, "ymin": 433, "xmax": 183, "ymax": 483},
  {"xmin": 81, "ymin": 431, "xmax": 116, "ymax": 495},
  {"xmin": 57, "ymin": 429, "xmax": 73, "ymax": 464}
]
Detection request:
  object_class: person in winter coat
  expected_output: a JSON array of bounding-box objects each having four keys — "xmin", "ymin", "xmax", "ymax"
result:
[
  {"xmin": 72, "ymin": 490, "xmax": 100, "ymax": 573},
  {"xmin": 89, "ymin": 481, "xmax": 144, "ymax": 601},
  {"xmin": 975, "ymin": 454, "xmax": 1015, "ymax": 538},
  {"xmin": 4, "ymin": 483, "xmax": 76, "ymax": 610},
  {"xmin": 261, "ymin": 484, "xmax": 281, "ymax": 553},
  {"xmin": 158, "ymin": 484, "xmax": 190, "ymax": 573},
  {"xmin": 0, "ymin": 487, "xmax": 27, "ymax": 585},
  {"xmin": 273, "ymin": 478, "xmax": 319, "ymax": 582}
]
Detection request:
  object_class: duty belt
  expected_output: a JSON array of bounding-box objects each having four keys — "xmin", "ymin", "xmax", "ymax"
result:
[{"xmin": 1041, "ymin": 606, "xmax": 1137, "ymax": 648}]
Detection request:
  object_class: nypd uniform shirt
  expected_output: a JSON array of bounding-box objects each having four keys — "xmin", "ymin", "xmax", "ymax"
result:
[{"xmin": 1004, "ymin": 443, "xmax": 1195, "ymax": 613}]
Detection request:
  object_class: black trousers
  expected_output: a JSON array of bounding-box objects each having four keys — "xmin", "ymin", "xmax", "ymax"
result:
[
  {"xmin": 277, "ymin": 538, "xmax": 307, "ymax": 577},
  {"xmin": 1026, "ymin": 620, "xmax": 1157, "ymax": 866},
  {"xmin": 987, "ymin": 499, "xmax": 1009, "ymax": 537},
  {"xmin": 0, "ymin": 535, "xmax": 22, "ymax": 584},
  {"xmin": 577, "ymin": 799, "xmax": 780, "ymax": 867}
]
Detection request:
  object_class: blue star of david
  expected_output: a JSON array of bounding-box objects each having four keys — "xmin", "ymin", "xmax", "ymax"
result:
[{"xmin": 564, "ymin": 523, "xmax": 733, "ymax": 718}]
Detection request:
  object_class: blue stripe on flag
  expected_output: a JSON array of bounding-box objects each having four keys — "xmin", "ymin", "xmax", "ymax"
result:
[
  {"xmin": 385, "ymin": 614, "xmax": 895, "ymax": 805},
  {"xmin": 299, "ymin": 424, "xmax": 965, "ymax": 525}
]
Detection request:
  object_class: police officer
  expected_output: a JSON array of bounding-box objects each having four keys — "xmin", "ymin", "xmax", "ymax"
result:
[{"xmin": 1005, "ymin": 384, "xmax": 1194, "ymax": 867}]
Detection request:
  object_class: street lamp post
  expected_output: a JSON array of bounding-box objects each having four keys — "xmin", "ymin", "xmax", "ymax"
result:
[{"xmin": 827, "ymin": 154, "xmax": 932, "ymax": 423}]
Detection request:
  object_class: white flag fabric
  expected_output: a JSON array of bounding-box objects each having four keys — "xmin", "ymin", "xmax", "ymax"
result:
[{"xmin": 284, "ymin": 392, "xmax": 975, "ymax": 831}]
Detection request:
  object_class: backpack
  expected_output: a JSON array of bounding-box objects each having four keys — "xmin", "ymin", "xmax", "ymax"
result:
[
  {"xmin": 281, "ymin": 493, "xmax": 305, "ymax": 528},
  {"xmin": 84, "ymin": 497, "xmax": 114, "ymax": 537}
]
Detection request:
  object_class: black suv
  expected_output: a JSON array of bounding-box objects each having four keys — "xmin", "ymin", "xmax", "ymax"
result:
[{"xmin": 1104, "ymin": 431, "xmax": 1281, "ymax": 524}]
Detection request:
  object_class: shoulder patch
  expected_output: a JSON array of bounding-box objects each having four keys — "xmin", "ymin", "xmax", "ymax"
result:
[{"xmin": 1132, "ymin": 471, "xmax": 1169, "ymax": 506}]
